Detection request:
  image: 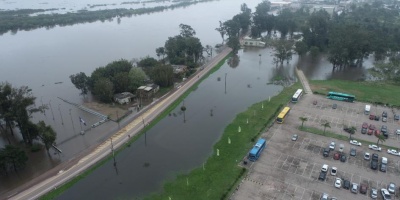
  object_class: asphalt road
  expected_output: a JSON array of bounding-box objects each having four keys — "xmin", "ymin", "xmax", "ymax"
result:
[{"xmin": 9, "ymin": 47, "xmax": 232, "ymax": 200}]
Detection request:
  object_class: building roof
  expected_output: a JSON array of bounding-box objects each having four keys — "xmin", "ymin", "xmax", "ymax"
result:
[
  {"xmin": 138, "ymin": 86, "xmax": 146, "ymax": 90},
  {"xmin": 114, "ymin": 92, "xmax": 135, "ymax": 99},
  {"xmin": 144, "ymin": 87, "xmax": 153, "ymax": 91}
]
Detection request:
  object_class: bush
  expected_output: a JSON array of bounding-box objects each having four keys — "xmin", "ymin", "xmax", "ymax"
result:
[{"xmin": 31, "ymin": 143, "xmax": 43, "ymax": 152}]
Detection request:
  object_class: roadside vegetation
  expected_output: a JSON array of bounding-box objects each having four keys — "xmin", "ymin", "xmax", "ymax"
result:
[
  {"xmin": 309, "ymin": 80, "xmax": 400, "ymax": 107},
  {"xmin": 145, "ymin": 82, "xmax": 301, "ymax": 200}
]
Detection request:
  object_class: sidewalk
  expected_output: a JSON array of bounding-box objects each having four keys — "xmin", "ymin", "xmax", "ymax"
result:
[{"xmin": 295, "ymin": 67, "xmax": 312, "ymax": 94}]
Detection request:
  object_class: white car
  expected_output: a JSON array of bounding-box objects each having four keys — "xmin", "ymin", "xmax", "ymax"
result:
[
  {"xmin": 334, "ymin": 178, "xmax": 342, "ymax": 188},
  {"xmin": 381, "ymin": 188, "xmax": 391, "ymax": 200},
  {"xmin": 349, "ymin": 140, "xmax": 362, "ymax": 146},
  {"xmin": 396, "ymin": 129, "xmax": 400, "ymax": 135},
  {"xmin": 321, "ymin": 164, "xmax": 329, "ymax": 172},
  {"xmin": 387, "ymin": 149, "xmax": 400, "ymax": 156},
  {"xmin": 331, "ymin": 167, "xmax": 337, "ymax": 176},
  {"xmin": 329, "ymin": 141, "xmax": 335, "ymax": 150},
  {"xmin": 369, "ymin": 144, "xmax": 382, "ymax": 151}
]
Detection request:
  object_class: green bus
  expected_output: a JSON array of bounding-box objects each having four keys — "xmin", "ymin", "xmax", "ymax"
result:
[{"xmin": 327, "ymin": 91, "xmax": 355, "ymax": 102}]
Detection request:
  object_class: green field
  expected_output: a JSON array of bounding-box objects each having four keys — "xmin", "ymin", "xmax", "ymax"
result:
[
  {"xmin": 310, "ymin": 80, "xmax": 400, "ymax": 107},
  {"xmin": 145, "ymin": 82, "xmax": 302, "ymax": 200}
]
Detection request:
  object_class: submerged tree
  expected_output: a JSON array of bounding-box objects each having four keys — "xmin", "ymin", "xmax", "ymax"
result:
[{"xmin": 69, "ymin": 72, "xmax": 89, "ymax": 97}]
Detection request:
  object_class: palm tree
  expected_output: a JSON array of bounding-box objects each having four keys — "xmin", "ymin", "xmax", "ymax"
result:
[
  {"xmin": 376, "ymin": 134, "xmax": 386, "ymax": 146},
  {"xmin": 299, "ymin": 117, "xmax": 308, "ymax": 128},
  {"xmin": 181, "ymin": 100, "xmax": 187, "ymax": 123},
  {"xmin": 348, "ymin": 126, "xmax": 357, "ymax": 140},
  {"xmin": 321, "ymin": 120, "xmax": 331, "ymax": 135}
]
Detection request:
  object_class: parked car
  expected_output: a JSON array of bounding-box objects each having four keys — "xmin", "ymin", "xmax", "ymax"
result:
[
  {"xmin": 371, "ymin": 188, "xmax": 378, "ymax": 199},
  {"xmin": 371, "ymin": 160, "xmax": 378, "ymax": 170},
  {"xmin": 396, "ymin": 129, "xmax": 400, "ymax": 135},
  {"xmin": 351, "ymin": 183, "xmax": 359, "ymax": 193},
  {"xmin": 331, "ymin": 167, "xmax": 337, "ymax": 176},
  {"xmin": 362, "ymin": 122, "xmax": 368, "ymax": 129},
  {"xmin": 343, "ymin": 127, "xmax": 352, "ymax": 133},
  {"xmin": 361, "ymin": 127, "xmax": 368, "ymax": 134},
  {"xmin": 360, "ymin": 183, "xmax": 368, "ymax": 194},
  {"xmin": 367, "ymin": 129, "xmax": 373, "ymax": 135},
  {"xmin": 350, "ymin": 140, "xmax": 362, "ymax": 146},
  {"xmin": 321, "ymin": 164, "xmax": 329, "ymax": 172},
  {"xmin": 395, "ymin": 114, "xmax": 399, "ymax": 121},
  {"xmin": 329, "ymin": 141, "xmax": 336, "ymax": 150},
  {"xmin": 340, "ymin": 154, "xmax": 347, "ymax": 162},
  {"xmin": 369, "ymin": 124, "xmax": 376, "ymax": 130},
  {"xmin": 364, "ymin": 152, "xmax": 370, "ymax": 160},
  {"xmin": 350, "ymin": 148, "xmax": 357, "ymax": 156},
  {"xmin": 291, "ymin": 134, "xmax": 298, "ymax": 141},
  {"xmin": 382, "ymin": 117, "xmax": 387, "ymax": 122},
  {"xmin": 388, "ymin": 182, "xmax": 396, "ymax": 193},
  {"xmin": 382, "ymin": 111, "xmax": 388, "ymax": 118},
  {"xmin": 339, "ymin": 144, "xmax": 344, "ymax": 152},
  {"xmin": 381, "ymin": 125, "xmax": 388, "ymax": 133},
  {"xmin": 387, "ymin": 149, "xmax": 400, "ymax": 156},
  {"xmin": 382, "ymin": 131, "xmax": 389, "ymax": 138},
  {"xmin": 334, "ymin": 178, "xmax": 342, "ymax": 188},
  {"xmin": 369, "ymin": 114, "xmax": 375, "ymax": 120},
  {"xmin": 372, "ymin": 153, "xmax": 379, "ymax": 161},
  {"xmin": 380, "ymin": 163, "xmax": 387, "ymax": 172},
  {"xmin": 375, "ymin": 115, "xmax": 380, "ymax": 121},
  {"xmin": 332, "ymin": 104, "xmax": 337, "ymax": 109},
  {"xmin": 374, "ymin": 129, "xmax": 381, "ymax": 136},
  {"xmin": 333, "ymin": 152, "xmax": 340, "ymax": 160},
  {"xmin": 320, "ymin": 193, "xmax": 329, "ymax": 200},
  {"xmin": 323, "ymin": 148, "xmax": 330, "ymax": 157},
  {"xmin": 369, "ymin": 144, "xmax": 382, "ymax": 151},
  {"xmin": 319, "ymin": 171, "xmax": 327, "ymax": 181},
  {"xmin": 381, "ymin": 188, "xmax": 391, "ymax": 200},
  {"xmin": 343, "ymin": 179, "xmax": 351, "ymax": 189}
]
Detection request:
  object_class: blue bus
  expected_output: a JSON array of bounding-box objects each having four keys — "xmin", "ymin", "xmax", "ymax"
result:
[{"xmin": 248, "ymin": 138, "xmax": 266, "ymax": 161}]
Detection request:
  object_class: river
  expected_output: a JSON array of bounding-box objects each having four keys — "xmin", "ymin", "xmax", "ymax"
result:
[{"xmin": 0, "ymin": 0, "xmax": 372, "ymax": 197}]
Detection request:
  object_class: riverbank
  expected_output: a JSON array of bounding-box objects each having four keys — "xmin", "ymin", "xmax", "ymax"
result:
[
  {"xmin": 310, "ymin": 80, "xmax": 400, "ymax": 107},
  {"xmin": 145, "ymin": 82, "xmax": 301, "ymax": 200}
]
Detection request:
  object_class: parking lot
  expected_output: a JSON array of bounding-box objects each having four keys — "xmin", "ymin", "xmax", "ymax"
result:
[{"xmin": 231, "ymin": 94, "xmax": 400, "ymax": 200}]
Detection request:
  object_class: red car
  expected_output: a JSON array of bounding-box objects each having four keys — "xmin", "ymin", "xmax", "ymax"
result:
[
  {"xmin": 362, "ymin": 122, "xmax": 368, "ymax": 129},
  {"xmin": 367, "ymin": 129, "xmax": 373, "ymax": 135},
  {"xmin": 374, "ymin": 130, "xmax": 381, "ymax": 136},
  {"xmin": 369, "ymin": 124, "xmax": 376, "ymax": 130},
  {"xmin": 333, "ymin": 152, "xmax": 340, "ymax": 160},
  {"xmin": 369, "ymin": 114, "xmax": 375, "ymax": 120}
]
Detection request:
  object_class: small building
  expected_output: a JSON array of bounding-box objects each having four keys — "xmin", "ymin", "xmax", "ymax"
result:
[
  {"xmin": 114, "ymin": 92, "xmax": 135, "ymax": 104},
  {"xmin": 172, "ymin": 65, "xmax": 188, "ymax": 74},
  {"xmin": 241, "ymin": 37, "xmax": 266, "ymax": 47},
  {"xmin": 136, "ymin": 84, "xmax": 160, "ymax": 99}
]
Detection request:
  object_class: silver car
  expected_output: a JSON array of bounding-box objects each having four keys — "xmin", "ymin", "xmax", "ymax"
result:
[{"xmin": 370, "ymin": 188, "xmax": 378, "ymax": 199}]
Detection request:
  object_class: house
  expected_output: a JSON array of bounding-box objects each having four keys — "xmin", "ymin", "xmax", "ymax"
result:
[
  {"xmin": 114, "ymin": 92, "xmax": 135, "ymax": 104},
  {"xmin": 241, "ymin": 37, "xmax": 266, "ymax": 47},
  {"xmin": 136, "ymin": 84, "xmax": 160, "ymax": 99}
]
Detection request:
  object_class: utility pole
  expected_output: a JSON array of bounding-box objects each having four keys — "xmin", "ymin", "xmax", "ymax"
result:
[
  {"xmin": 116, "ymin": 110, "xmax": 120, "ymax": 129},
  {"xmin": 142, "ymin": 118, "xmax": 147, "ymax": 146},
  {"xmin": 49, "ymin": 100, "xmax": 55, "ymax": 120},
  {"xmin": 58, "ymin": 104, "xmax": 64, "ymax": 125},
  {"xmin": 224, "ymin": 73, "xmax": 227, "ymax": 94}
]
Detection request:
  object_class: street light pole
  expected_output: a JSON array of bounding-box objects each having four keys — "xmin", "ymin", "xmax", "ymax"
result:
[
  {"xmin": 58, "ymin": 104, "xmax": 64, "ymax": 125},
  {"xmin": 224, "ymin": 73, "xmax": 227, "ymax": 94},
  {"xmin": 69, "ymin": 109, "xmax": 74, "ymax": 130},
  {"xmin": 142, "ymin": 118, "xmax": 147, "ymax": 146}
]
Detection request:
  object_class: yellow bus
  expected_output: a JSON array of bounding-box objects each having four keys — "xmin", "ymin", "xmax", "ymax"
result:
[{"xmin": 276, "ymin": 106, "xmax": 290, "ymax": 123}]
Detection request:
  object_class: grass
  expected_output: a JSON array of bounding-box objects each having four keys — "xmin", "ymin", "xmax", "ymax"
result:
[
  {"xmin": 145, "ymin": 82, "xmax": 302, "ymax": 200},
  {"xmin": 298, "ymin": 126, "xmax": 398, "ymax": 151},
  {"xmin": 309, "ymin": 80, "xmax": 400, "ymax": 107},
  {"xmin": 40, "ymin": 53, "xmax": 233, "ymax": 200}
]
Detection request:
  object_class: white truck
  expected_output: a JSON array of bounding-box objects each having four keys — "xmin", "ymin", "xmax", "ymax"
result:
[{"xmin": 365, "ymin": 105, "xmax": 371, "ymax": 115}]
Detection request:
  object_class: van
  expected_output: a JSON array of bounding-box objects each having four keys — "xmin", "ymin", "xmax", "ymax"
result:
[{"xmin": 365, "ymin": 105, "xmax": 371, "ymax": 115}]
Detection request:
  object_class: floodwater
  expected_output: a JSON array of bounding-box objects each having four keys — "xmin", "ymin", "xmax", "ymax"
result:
[
  {"xmin": 0, "ymin": 0, "xmax": 374, "ymax": 197},
  {"xmin": 57, "ymin": 46, "xmax": 292, "ymax": 199}
]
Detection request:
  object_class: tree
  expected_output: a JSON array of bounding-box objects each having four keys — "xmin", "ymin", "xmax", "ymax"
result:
[
  {"xmin": 321, "ymin": 120, "xmax": 331, "ymax": 135},
  {"xmin": 155, "ymin": 47, "xmax": 166, "ymax": 61},
  {"xmin": 294, "ymin": 41, "xmax": 308, "ymax": 57},
  {"xmin": 179, "ymin": 24, "xmax": 196, "ymax": 37},
  {"xmin": 69, "ymin": 72, "xmax": 89, "ymax": 96},
  {"xmin": 2, "ymin": 145, "xmax": 28, "ymax": 172},
  {"xmin": 370, "ymin": 56, "xmax": 400, "ymax": 84},
  {"xmin": 112, "ymin": 72, "xmax": 131, "ymax": 93},
  {"xmin": 348, "ymin": 126, "xmax": 357, "ymax": 140},
  {"xmin": 223, "ymin": 19, "xmax": 240, "ymax": 38},
  {"xmin": 93, "ymin": 78, "xmax": 114, "ymax": 103},
  {"xmin": 215, "ymin": 21, "xmax": 226, "ymax": 43},
  {"xmin": 129, "ymin": 67, "xmax": 147, "ymax": 91},
  {"xmin": 299, "ymin": 117, "xmax": 308, "ymax": 128},
  {"xmin": 149, "ymin": 65, "xmax": 174, "ymax": 87},
  {"xmin": 376, "ymin": 134, "xmax": 386, "ymax": 146},
  {"xmin": 181, "ymin": 100, "xmax": 187, "ymax": 123},
  {"xmin": 272, "ymin": 40, "xmax": 294, "ymax": 65},
  {"xmin": 37, "ymin": 121, "xmax": 57, "ymax": 156},
  {"xmin": 226, "ymin": 36, "xmax": 240, "ymax": 54}
]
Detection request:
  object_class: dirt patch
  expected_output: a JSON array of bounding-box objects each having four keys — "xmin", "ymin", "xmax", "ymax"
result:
[{"xmin": 82, "ymin": 101, "xmax": 134, "ymax": 121}]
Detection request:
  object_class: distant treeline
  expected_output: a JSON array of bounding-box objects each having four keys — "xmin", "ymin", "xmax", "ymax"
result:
[{"xmin": 0, "ymin": 0, "xmax": 213, "ymax": 35}]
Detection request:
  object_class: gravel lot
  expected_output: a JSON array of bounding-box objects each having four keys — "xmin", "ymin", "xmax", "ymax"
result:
[{"xmin": 232, "ymin": 93, "xmax": 400, "ymax": 200}]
